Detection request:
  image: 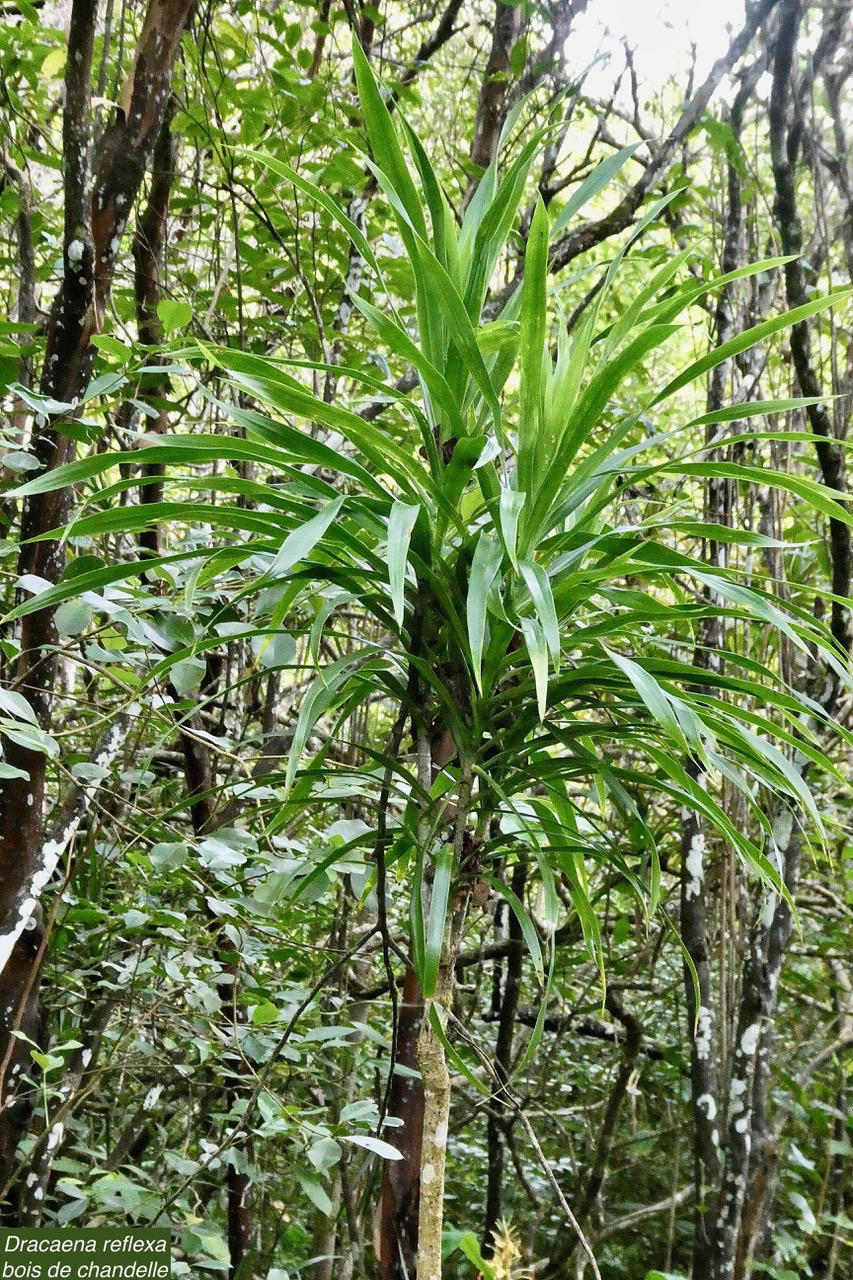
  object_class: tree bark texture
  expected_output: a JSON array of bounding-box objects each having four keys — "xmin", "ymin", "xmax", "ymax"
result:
[
  {"xmin": 415, "ymin": 904, "xmax": 467, "ymax": 1280},
  {"xmin": 679, "ymin": 6, "xmax": 853, "ymax": 1273},
  {"xmin": 377, "ymin": 969, "xmax": 424, "ymax": 1280},
  {"xmin": 132, "ymin": 96, "xmax": 179, "ymax": 554},
  {"xmin": 769, "ymin": 0, "xmax": 852, "ymax": 656},
  {"xmin": 465, "ymin": 0, "xmax": 524, "ymax": 197}
]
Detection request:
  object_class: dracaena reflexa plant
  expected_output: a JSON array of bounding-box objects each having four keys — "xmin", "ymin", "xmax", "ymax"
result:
[
  {"xmin": 9, "ymin": 38, "xmax": 852, "ymax": 1270},
  {"xmin": 12, "ymin": 36, "xmax": 851, "ymax": 1033}
]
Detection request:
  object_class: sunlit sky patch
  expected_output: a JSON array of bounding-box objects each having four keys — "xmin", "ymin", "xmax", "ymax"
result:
[{"xmin": 568, "ymin": 0, "xmax": 749, "ymax": 98}]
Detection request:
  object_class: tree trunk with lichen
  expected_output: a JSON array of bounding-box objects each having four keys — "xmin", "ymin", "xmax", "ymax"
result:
[
  {"xmin": 412, "ymin": 733, "xmax": 472, "ymax": 1280},
  {"xmin": 415, "ymin": 901, "xmax": 467, "ymax": 1280}
]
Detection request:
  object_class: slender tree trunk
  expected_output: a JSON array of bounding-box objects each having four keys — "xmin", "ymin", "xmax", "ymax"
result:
[
  {"xmin": 377, "ymin": 969, "xmax": 425, "ymax": 1280},
  {"xmin": 415, "ymin": 908, "xmax": 465, "ymax": 1280},
  {"xmin": 415, "ymin": 755, "xmax": 472, "ymax": 1280},
  {"xmin": 680, "ymin": 71, "xmax": 747, "ymax": 1270},
  {"xmin": 680, "ymin": 7, "xmax": 853, "ymax": 1273},
  {"xmin": 482, "ymin": 860, "xmax": 526, "ymax": 1255},
  {"xmin": 133, "ymin": 96, "xmax": 178, "ymax": 553},
  {"xmin": 769, "ymin": 0, "xmax": 852, "ymax": 655},
  {"xmin": 465, "ymin": 0, "xmax": 525, "ymax": 201}
]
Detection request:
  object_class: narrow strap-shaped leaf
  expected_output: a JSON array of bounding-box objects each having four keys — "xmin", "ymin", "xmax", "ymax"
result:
[
  {"xmin": 399, "ymin": 116, "xmax": 459, "ymax": 280},
  {"xmin": 550, "ymin": 143, "xmax": 642, "ymax": 240},
  {"xmin": 519, "ymin": 559, "xmax": 560, "ymax": 669},
  {"xmin": 560, "ymin": 846, "xmax": 604, "ymax": 983},
  {"xmin": 5, "ymin": 549, "xmax": 208, "ymax": 622},
  {"xmin": 467, "ymin": 533, "xmax": 504, "ymax": 694},
  {"xmin": 387, "ymin": 501, "xmax": 420, "ymax": 627},
  {"xmin": 285, "ymin": 650, "xmax": 377, "ymax": 793},
  {"xmin": 409, "ymin": 842, "xmax": 426, "ymax": 981},
  {"xmin": 519, "ymin": 616, "xmax": 548, "ymax": 720},
  {"xmin": 499, "ymin": 488, "xmax": 525, "ymax": 570},
  {"xmin": 514, "ymin": 944, "xmax": 556, "ymax": 1075},
  {"xmin": 605, "ymin": 647, "xmax": 684, "ymax": 747},
  {"xmin": 271, "ymin": 496, "xmax": 344, "ymax": 577},
  {"xmin": 669, "ymin": 460, "xmax": 853, "ymax": 528},
  {"xmin": 463, "ymin": 130, "xmax": 549, "ymax": 318},
  {"xmin": 422, "ymin": 846, "xmax": 453, "ymax": 998},
  {"xmin": 643, "ymin": 745, "xmax": 794, "ymax": 909},
  {"xmin": 599, "ymin": 248, "xmax": 693, "ymax": 360},
  {"xmin": 484, "ymin": 872, "xmax": 543, "ymax": 983},
  {"xmin": 409, "ymin": 234, "xmax": 504, "ymax": 435},
  {"xmin": 652, "ymin": 289, "xmax": 853, "ymax": 404},
  {"xmin": 235, "ymin": 148, "xmax": 382, "ymax": 277},
  {"xmin": 351, "ymin": 38, "xmax": 427, "ymax": 238},
  {"xmin": 685, "ymin": 397, "xmax": 834, "ymax": 432},
  {"xmin": 517, "ymin": 197, "xmax": 549, "ymax": 498},
  {"xmin": 349, "ymin": 294, "xmax": 465, "ymax": 440},
  {"xmin": 428, "ymin": 1002, "xmax": 491, "ymax": 1096},
  {"xmin": 220, "ymin": 363, "xmax": 432, "ymax": 502},
  {"xmin": 310, "ymin": 589, "xmax": 354, "ymax": 664}
]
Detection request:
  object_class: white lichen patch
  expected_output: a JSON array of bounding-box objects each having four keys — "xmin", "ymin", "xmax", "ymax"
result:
[
  {"xmin": 729, "ymin": 1077, "xmax": 747, "ymax": 1117},
  {"xmin": 0, "ymin": 717, "xmax": 125, "ymax": 982},
  {"xmin": 697, "ymin": 1092, "xmax": 717, "ymax": 1121},
  {"xmin": 67, "ymin": 239, "xmax": 85, "ymax": 268},
  {"xmin": 740, "ymin": 1023, "xmax": 760, "ymax": 1056},
  {"xmin": 143, "ymin": 1084, "xmax": 163, "ymax": 1112},
  {"xmin": 771, "ymin": 808, "xmax": 793, "ymax": 852},
  {"xmin": 421, "ymin": 1163, "xmax": 435, "ymax": 1185},
  {"xmin": 695, "ymin": 1005, "xmax": 713, "ymax": 1060},
  {"xmin": 685, "ymin": 832, "xmax": 705, "ymax": 900}
]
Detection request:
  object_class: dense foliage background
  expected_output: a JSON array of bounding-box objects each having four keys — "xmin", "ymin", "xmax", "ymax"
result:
[{"xmin": 1, "ymin": 2, "xmax": 852, "ymax": 1279}]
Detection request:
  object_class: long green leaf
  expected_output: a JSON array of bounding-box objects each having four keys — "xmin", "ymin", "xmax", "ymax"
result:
[
  {"xmin": 271, "ymin": 497, "xmax": 344, "ymax": 577},
  {"xmin": 517, "ymin": 197, "xmax": 549, "ymax": 497},
  {"xmin": 286, "ymin": 651, "xmax": 377, "ymax": 793},
  {"xmin": 351, "ymin": 39, "xmax": 426, "ymax": 238},
  {"xmin": 519, "ymin": 560, "xmax": 560, "ymax": 669},
  {"xmin": 387, "ymin": 501, "xmax": 420, "ymax": 627},
  {"xmin": 550, "ymin": 143, "xmax": 642, "ymax": 239},
  {"xmin": 422, "ymin": 846, "xmax": 453, "ymax": 998},
  {"xmin": 236, "ymin": 148, "xmax": 382, "ymax": 277},
  {"xmin": 519, "ymin": 616, "xmax": 548, "ymax": 720},
  {"xmin": 652, "ymin": 290, "xmax": 853, "ymax": 404},
  {"xmin": 485, "ymin": 871, "xmax": 543, "ymax": 983},
  {"xmin": 467, "ymin": 533, "xmax": 503, "ymax": 694}
]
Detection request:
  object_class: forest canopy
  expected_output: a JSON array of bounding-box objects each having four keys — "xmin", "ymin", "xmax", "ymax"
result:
[{"xmin": 0, "ymin": 2, "xmax": 852, "ymax": 1279}]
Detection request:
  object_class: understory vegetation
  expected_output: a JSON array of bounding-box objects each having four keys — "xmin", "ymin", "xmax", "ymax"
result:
[{"xmin": 1, "ymin": 2, "xmax": 852, "ymax": 1278}]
